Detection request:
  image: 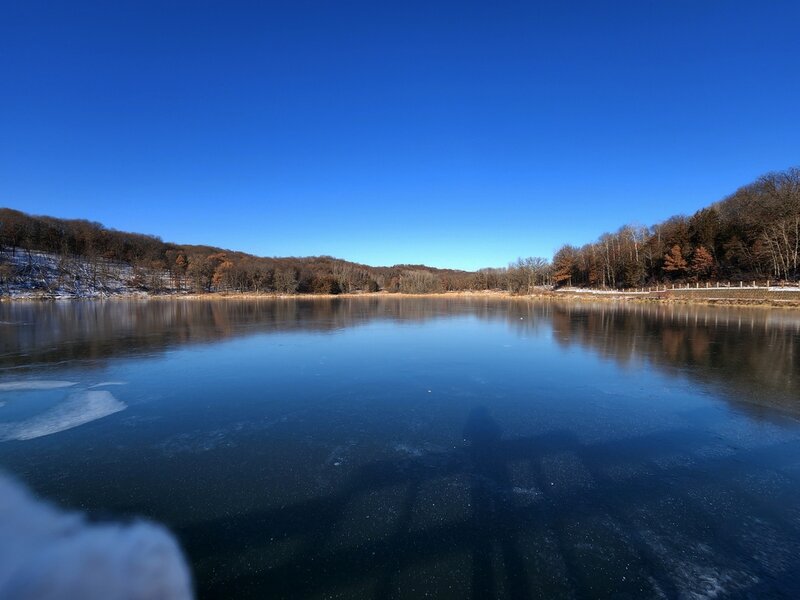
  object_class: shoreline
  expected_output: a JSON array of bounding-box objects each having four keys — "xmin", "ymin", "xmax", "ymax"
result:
[{"xmin": 4, "ymin": 288, "xmax": 800, "ymax": 309}]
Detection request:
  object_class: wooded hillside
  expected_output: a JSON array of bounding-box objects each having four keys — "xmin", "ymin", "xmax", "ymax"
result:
[
  {"xmin": 0, "ymin": 208, "xmax": 477, "ymax": 294},
  {"xmin": 552, "ymin": 167, "xmax": 800, "ymax": 287},
  {"xmin": 1, "ymin": 166, "xmax": 798, "ymax": 296}
]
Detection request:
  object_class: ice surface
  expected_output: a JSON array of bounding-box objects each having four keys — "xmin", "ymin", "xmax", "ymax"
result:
[
  {"xmin": 88, "ymin": 381, "xmax": 128, "ymax": 388},
  {"xmin": 393, "ymin": 442, "xmax": 424, "ymax": 457},
  {"xmin": 0, "ymin": 381, "xmax": 77, "ymax": 392},
  {"xmin": 512, "ymin": 486, "xmax": 542, "ymax": 500},
  {"xmin": 0, "ymin": 390, "xmax": 126, "ymax": 441}
]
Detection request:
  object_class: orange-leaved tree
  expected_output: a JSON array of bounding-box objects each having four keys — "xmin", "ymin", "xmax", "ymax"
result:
[
  {"xmin": 688, "ymin": 246, "xmax": 715, "ymax": 280},
  {"xmin": 662, "ymin": 245, "xmax": 687, "ymax": 278}
]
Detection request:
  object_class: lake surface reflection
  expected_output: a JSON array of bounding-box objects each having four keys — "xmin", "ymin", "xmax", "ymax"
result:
[{"xmin": 1, "ymin": 297, "xmax": 800, "ymax": 598}]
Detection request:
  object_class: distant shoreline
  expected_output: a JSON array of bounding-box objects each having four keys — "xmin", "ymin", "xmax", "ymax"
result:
[{"xmin": 5, "ymin": 288, "xmax": 800, "ymax": 309}]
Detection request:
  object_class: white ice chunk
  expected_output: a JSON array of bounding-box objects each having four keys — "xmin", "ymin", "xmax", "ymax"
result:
[
  {"xmin": 0, "ymin": 381, "xmax": 77, "ymax": 392},
  {"xmin": 88, "ymin": 382, "xmax": 128, "ymax": 388},
  {"xmin": 0, "ymin": 390, "xmax": 126, "ymax": 441}
]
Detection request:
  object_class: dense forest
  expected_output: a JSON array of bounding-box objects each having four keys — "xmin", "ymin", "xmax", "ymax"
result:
[
  {"xmin": 0, "ymin": 166, "xmax": 798, "ymax": 296},
  {"xmin": 0, "ymin": 208, "xmax": 480, "ymax": 294},
  {"xmin": 551, "ymin": 167, "xmax": 800, "ymax": 287}
]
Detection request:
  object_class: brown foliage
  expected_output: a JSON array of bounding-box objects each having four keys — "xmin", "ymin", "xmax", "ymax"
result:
[
  {"xmin": 689, "ymin": 246, "xmax": 715, "ymax": 279},
  {"xmin": 663, "ymin": 245, "xmax": 687, "ymax": 275}
]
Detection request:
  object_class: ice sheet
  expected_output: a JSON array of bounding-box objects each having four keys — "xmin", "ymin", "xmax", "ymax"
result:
[
  {"xmin": 0, "ymin": 390, "xmax": 126, "ymax": 441},
  {"xmin": 0, "ymin": 381, "xmax": 77, "ymax": 392}
]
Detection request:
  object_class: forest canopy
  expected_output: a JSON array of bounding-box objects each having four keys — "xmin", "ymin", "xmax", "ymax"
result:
[
  {"xmin": 0, "ymin": 209, "xmax": 478, "ymax": 294},
  {"xmin": 551, "ymin": 166, "xmax": 800, "ymax": 287}
]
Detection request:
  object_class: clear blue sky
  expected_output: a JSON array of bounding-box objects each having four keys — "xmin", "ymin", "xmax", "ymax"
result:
[{"xmin": 1, "ymin": 1, "xmax": 798, "ymax": 270}]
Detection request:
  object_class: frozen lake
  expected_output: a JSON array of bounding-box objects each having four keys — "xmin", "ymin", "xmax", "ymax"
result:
[{"xmin": 2, "ymin": 297, "xmax": 800, "ymax": 598}]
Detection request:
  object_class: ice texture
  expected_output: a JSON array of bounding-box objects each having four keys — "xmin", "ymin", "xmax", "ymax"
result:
[
  {"xmin": 0, "ymin": 381, "xmax": 77, "ymax": 392},
  {"xmin": 0, "ymin": 390, "xmax": 126, "ymax": 441}
]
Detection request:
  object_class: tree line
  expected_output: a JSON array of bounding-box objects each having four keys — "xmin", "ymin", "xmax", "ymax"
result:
[
  {"xmin": 551, "ymin": 167, "xmax": 800, "ymax": 288},
  {"xmin": 1, "ymin": 166, "xmax": 797, "ymax": 295},
  {"xmin": 0, "ymin": 209, "xmax": 485, "ymax": 294}
]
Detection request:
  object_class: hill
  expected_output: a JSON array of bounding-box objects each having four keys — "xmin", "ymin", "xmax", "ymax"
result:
[
  {"xmin": 551, "ymin": 167, "xmax": 800, "ymax": 287},
  {"xmin": 2, "ymin": 165, "xmax": 798, "ymax": 298},
  {"xmin": 0, "ymin": 208, "xmax": 476, "ymax": 297}
]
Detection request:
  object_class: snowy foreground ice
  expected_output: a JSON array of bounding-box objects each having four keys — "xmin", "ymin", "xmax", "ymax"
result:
[{"xmin": 0, "ymin": 472, "xmax": 193, "ymax": 600}]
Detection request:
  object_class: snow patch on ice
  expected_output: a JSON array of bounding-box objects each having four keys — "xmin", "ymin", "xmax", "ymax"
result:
[
  {"xmin": 673, "ymin": 563, "xmax": 756, "ymax": 599},
  {"xmin": 155, "ymin": 427, "xmax": 238, "ymax": 456},
  {"xmin": 154, "ymin": 415, "xmax": 297, "ymax": 456},
  {"xmin": 393, "ymin": 443, "xmax": 424, "ymax": 457},
  {"xmin": 637, "ymin": 527, "xmax": 759, "ymax": 598},
  {"xmin": 88, "ymin": 381, "xmax": 128, "ymax": 388},
  {"xmin": 0, "ymin": 390, "xmax": 126, "ymax": 441},
  {"xmin": 512, "ymin": 486, "xmax": 542, "ymax": 499},
  {"xmin": 0, "ymin": 381, "xmax": 77, "ymax": 392}
]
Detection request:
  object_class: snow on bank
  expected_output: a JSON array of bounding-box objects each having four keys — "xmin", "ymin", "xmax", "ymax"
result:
[
  {"xmin": 557, "ymin": 286, "xmax": 800, "ymax": 295},
  {"xmin": 0, "ymin": 249, "xmax": 176, "ymax": 299},
  {"xmin": 0, "ymin": 472, "xmax": 193, "ymax": 600},
  {"xmin": 556, "ymin": 288, "xmax": 651, "ymax": 295}
]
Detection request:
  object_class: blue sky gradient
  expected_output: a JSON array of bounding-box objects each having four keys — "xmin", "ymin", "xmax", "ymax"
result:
[{"xmin": 1, "ymin": 1, "xmax": 799, "ymax": 270}]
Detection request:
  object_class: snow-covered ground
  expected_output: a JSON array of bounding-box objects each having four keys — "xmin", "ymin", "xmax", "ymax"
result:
[
  {"xmin": 556, "ymin": 288, "xmax": 652, "ymax": 295},
  {"xmin": 0, "ymin": 250, "xmax": 178, "ymax": 299},
  {"xmin": 557, "ymin": 285, "xmax": 800, "ymax": 295}
]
